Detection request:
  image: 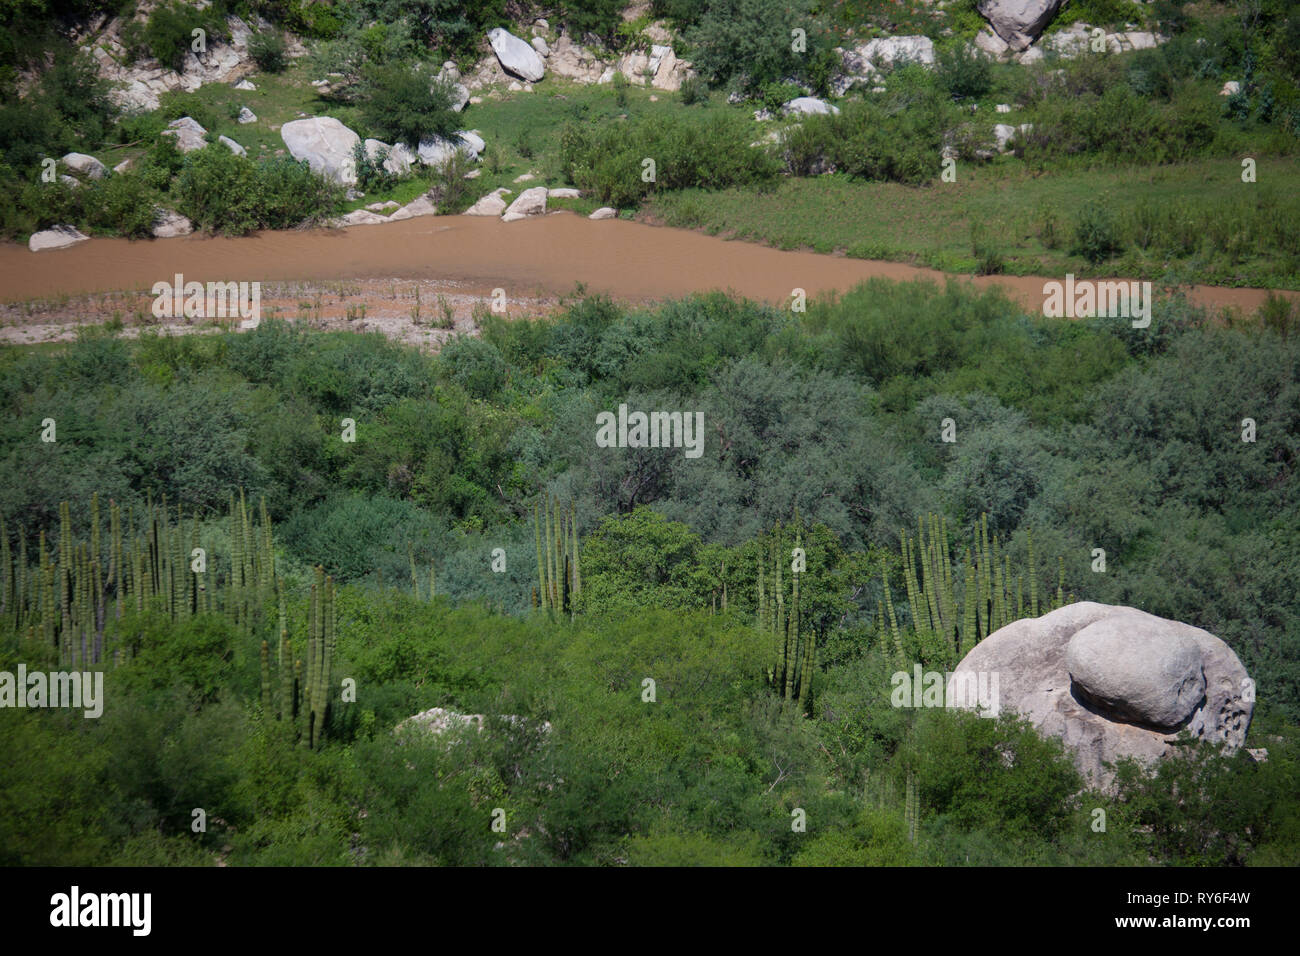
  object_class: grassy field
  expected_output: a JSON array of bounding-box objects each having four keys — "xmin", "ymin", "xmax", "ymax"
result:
[{"xmin": 646, "ymin": 159, "xmax": 1300, "ymax": 288}]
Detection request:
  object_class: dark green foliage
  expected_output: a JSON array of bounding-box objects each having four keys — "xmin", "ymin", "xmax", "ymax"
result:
[
  {"xmin": 175, "ymin": 145, "xmax": 341, "ymax": 235},
  {"xmin": 127, "ymin": 0, "xmax": 229, "ymax": 73},
  {"xmin": 248, "ymin": 28, "xmax": 288, "ymax": 73},
  {"xmin": 359, "ymin": 63, "xmax": 460, "ymax": 147},
  {"xmin": 1071, "ymin": 202, "xmax": 1122, "ymax": 264},
  {"xmin": 686, "ymin": 0, "xmax": 834, "ymax": 95},
  {"xmin": 560, "ymin": 111, "xmax": 780, "ymax": 206}
]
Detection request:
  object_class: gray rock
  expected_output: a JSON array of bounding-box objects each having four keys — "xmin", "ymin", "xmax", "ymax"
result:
[
  {"xmin": 237, "ymin": 106, "xmax": 257, "ymax": 124},
  {"xmin": 151, "ymin": 208, "xmax": 193, "ymax": 238},
  {"xmin": 162, "ymin": 116, "xmax": 207, "ymax": 153},
  {"xmin": 1220, "ymin": 80, "xmax": 1241, "ymax": 96},
  {"xmin": 62, "ymin": 152, "xmax": 106, "ymax": 179},
  {"xmin": 463, "ymin": 192, "xmax": 508, "ymax": 217},
  {"xmin": 219, "ymin": 134, "xmax": 246, "ymax": 156},
  {"xmin": 531, "ymin": 36, "xmax": 550, "ymax": 57},
  {"xmin": 280, "ymin": 117, "xmax": 361, "ymax": 185},
  {"xmin": 948, "ymin": 603, "xmax": 1254, "ymax": 787},
  {"xmin": 588, "ymin": 207, "xmax": 617, "ymax": 220},
  {"xmin": 503, "ymin": 185, "xmax": 547, "ymax": 220},
  {"xmin": 387, "ymin": 195, "xmax": 438, "ymax": 221},
  {"xmin": 783, "ymin": 96, "xmax": 839, "ymax": 116},
  {"xmin": 417, "ymin": 130, "xmax": 482, "ymax": 166},
  {"xmin": 1066, "ymin": 621, "xmax": 1205, "ymax": 728},
  {"xmin": 547, "ymin": 187, "xmax": 581, "ymax": 198},
  {"xmin": 488, "ymin": 27, "xmax": 546, "ymax": 83},
  {"xmin": 29, "ymin": 225, "xmax": 89, "ymax": 252},
  {"xmin": 234, "ymin": 79, "xmax": 256, "ymax": 91},
  {"xmin": 977, "ymin": 0, "xmax": 1067, "ymax": 51},
  {"xmin": 338, "ymin": 208, "xmax": 389, "ymax": 226}
]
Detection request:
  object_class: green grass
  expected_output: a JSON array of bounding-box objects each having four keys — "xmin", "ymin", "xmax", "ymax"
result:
[{"xmin": 646, "ymin": 158, "xmax": 1300, "ymax": 288}]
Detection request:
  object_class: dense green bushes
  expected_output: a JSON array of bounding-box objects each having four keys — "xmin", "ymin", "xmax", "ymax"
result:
[
  {"xmin": 174, "ymin": 145, "xmax": 342, "ymax": 234},
  {"xmin": 560, "ymin": 111, "xmax": 780, "ymax": 205}
]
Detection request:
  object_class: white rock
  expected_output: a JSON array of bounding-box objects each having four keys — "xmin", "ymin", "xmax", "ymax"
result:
[
  {"xmin": 508, "ymin": 80, "xmax": 523, "ymax": 92},
  {"xmin": 387, "ymin": 195, "xmax": 438, "ymax": 221},
  {"xmin": 1017, "ymin": 46, "xmax": 1044, "ymax": 65},
  {"xmin": 977, "ymin": 0, "xmax": 1067, "ymax": 52},
  {"xmin": 588, "ymin": 207, "xmax": 617, "ymax": 220},
  {"xmin": 503, "ymin": 186, "xmax": 547, "ymax": 219},
  {"xmin": 531, "ymin": 36, "xmax": 550, "ymax": 57},
  {"xmin": 995, "ymin": 103, "xmax": 1012, "ymax": 113},
  {"xmin": 219, "ymin": 135, "xmax": 246, "ymax": 156},
  {"xmin": 464, "ymin": 192, "xmax": 508, "ymax": 216},
  {"xmin": 339, "ymin": 209, "xmax": 389, "ymax": 226},
  {"xmin": 112, "ymin": 158, "xmax": 134, "ymax": 175},
  {"xmin": 152, "ymin": 208, "xmax": 193, "ymax": 238},
  {"xmin": 547, "ymin": 187, "xmax": 580, "ymax": 198},
  {"xmin": 162, "ymin": 116, "xmax": 207, "ymax": 153},
  {"xmin": 234, "ymin": 79, "xmax": 256, "ymax": 91},
  {"xmin": 783, "ymin": 96, "xmax": 839, "ymax": 116},
  {"xmin": 62, "ymin": 152, "xmax": 106, "ymax": 179},
  {"xmin": 281, "ymin": 117, "xmax": 362, "ymax": 185},
  {"xmin": 1220, "ymin": 80, "xmax": 1241, "ymax": 96},
  {"xmin": 29, "ymin": 225, "xmax": 89, "ymax": 252},
  {"xmin": 513, "ymin": 172, "xmax": 536, "ymax": 183},
  {"xmin": 488, "ymin": 27, "xmax": 546, "ymax": 82},
  {"xmin": 366, "ymin": 201, "xmax": 400, "ymax": 212},
  {"xmin": 417, "ymin": 130, "xmax": 481, "ymax": 166},
  {"xmin": 60, "ymin": 175, "xmax": 80, "ymax": 188},
  {"xmin": 975, "ymin": 28, "xmax": 1011, "ymax": 58},
  {"xmin": 237, "ymin": 106, "xmax": 257, "ymax": 124},
  {"xmin": 463, "ymin": 169, "xmax": 481, "ymax": 179}
]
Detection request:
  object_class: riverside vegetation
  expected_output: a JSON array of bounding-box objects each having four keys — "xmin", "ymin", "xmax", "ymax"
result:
[
  {"xmin": 2, "ymin": 278, "xmax": 1298, "ymax": 866},
  {"xmin": 2, "ymin": 1, "xmax": 1299, "ymax": 287}
]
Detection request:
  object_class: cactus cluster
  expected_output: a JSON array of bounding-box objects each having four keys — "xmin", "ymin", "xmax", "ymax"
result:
[
  {"xmin": 756, "ymin": 518, "xmax": 816, "ymax": 714},
  {"xmin": 889, "ymin": 513, "xmax": 1070, "ymax": 663},
  {"xmin": 0, "ymin": 491, "xmax": 276, "ymax": 668},
  {"xmin": 533, "ymin": 494, "xmax": 580, "ymax": 618},
  {"xmin": 262, "ymin": 566, "xmax": 336, "ymax": 748}
]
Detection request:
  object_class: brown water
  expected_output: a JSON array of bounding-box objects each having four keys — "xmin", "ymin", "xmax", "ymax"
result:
[{"xmin": 1, "ymin": 212, "xmax": 1292, "ymax": 315}]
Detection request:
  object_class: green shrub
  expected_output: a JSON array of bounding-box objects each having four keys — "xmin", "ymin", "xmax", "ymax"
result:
[
  {"xmin": 86, "ymin": 172, "xmax": 156, "ymax": 238},
  {"xmin": 175, "ymin": 146, "xmax": 340, "ymax": 235},
  {"xmin": 679, "ymin": 75, "xmax": 708, "ymax": 105},
  {"xmin": 560, "ymin": 112, "xmax": 780, "ymax": 206},
  {"xmin": 438, "ymin": 334, "xmax": 507, "ymax": 399},
  {"xmin": 352, "ymin": 141, "xmax": 397, "ymax": 193},
  {"xmin": 359, "ymin": 63, "xmax": 459, "ymax": 147},
  {"xmin": 935, "ymin": 42, "xmax": 992, "ymax": 101},
  {"xmin": 687, "ymin": 0, "xmax": 834, "ymax": 95},
  {"xmin": 248, "ymin": 28, "xmax": 287, "ymax": 73},
  {"xmin": 1071, "ymin": 202, "xmax": 1121, "ymax": 264},
  {"xmin": 135, "ymin": 1, "xmax": 227, "ymax": 73}
]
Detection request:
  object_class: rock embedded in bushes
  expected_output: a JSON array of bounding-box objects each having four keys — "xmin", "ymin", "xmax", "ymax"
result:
[
  {"xmin": 162, "ymin": 116, "xmax": 207, "ymax": 153},
  {"xmin": 29, "ymin": 225, "xmax": 89, "ymax": 252},
  {"xmin": 783, "ymin": 96, "xmax": 839, "ymax": 116},
  {"xmin": 152, "ymin": 208, "xmax": 193, "ymax": 238},
  {"xmin": 281, "ymin": 116, "xmax": 362, "ymax": 185},
  {"xmin": 547, "ymin": 187, "xmax": 580, "ymax": 198},
  {"xmin": 488, "ymin": 27, "xmax": 546, "ymax": 83},
  {"xmin": 977, "ymin": 0, "xmax": 1066, "ymax": 51},
  {"xmin": 62, "ymin": 152, "xmax": 106, "ymax": 179},
  {"xmin": 219, "ymin": 135, "xmax": 246, "ymax": 156},
  {"xmin": 589, "ymin": 207, "xmax": 617, "ymax": 220},
  {"xmin": 947, "ymin": 602, "xmax": 1254, "ymax": 787}
]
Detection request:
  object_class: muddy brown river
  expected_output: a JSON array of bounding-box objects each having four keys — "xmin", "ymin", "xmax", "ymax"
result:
[{"xmin": 1, "ymin": 212, "xmax": 1293, "ymax": 316}]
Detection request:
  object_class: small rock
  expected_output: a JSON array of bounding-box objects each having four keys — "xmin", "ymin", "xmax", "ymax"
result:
[
  {"xmin": 531, "ymin": 36, "xmax": 550, "ymax": 57},
  {"xmin": 234, "ymin": 79, "xmax": 256, "ymax": 91},
  {"xmin": 339, "ymin": 209, "xmax": 389, "ymax": 226},
  {"xmin": 237, "ymin": 106, "xmax": 257, "ymax": 124},
  {"xmin": 464, "ymin": 193, "xmax": 508, "ymax": 216},
  {"xmin": 112, "ymin": 158, "xmax": 134, "ymax": 175},
  {"xmin": 29, "ymin": 225, "xmax": 89, "ymax": 252},
  {"xmin": 513, "ymin": 172, "xmax": 536, "ymax": 183},
  {"xmin": 152, "ymin": 208, "xmax": 193, "ymax": 238},
  {"xmin": 503, "ymin": 185, "xmax": 547, "ymax": 219},
  {"xmin": 995, "ymin": 103, "xmax": 1011, "ymax": 113},
  {"xmin": 464, "ymin": 169, "xmax": 481, "ymax": 179},
  {"xmin": 1220, "ymin": 80, "xmax": 1241, "ymax": 96},
  {"xmin": 588, "ymin": 207, "xmax": 617, "ymax": 220},
  {"xmin": 62, "ymin": 152, "xmax": 106, "ymax": 179},
  {"xmin": 219, "ymin": 135, "xmax": 246, "ymax": 157},
  {"xmin": 547, "ymin": 187, "xmax": 580, "ymax": 198},
  {"xmin": 387, "ymin": 195, "xmax": 438, "ymax": 221}
]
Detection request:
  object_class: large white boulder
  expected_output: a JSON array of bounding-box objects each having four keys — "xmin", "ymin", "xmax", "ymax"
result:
[
  {"xmin": 948, "ymin": 603, "xmax": 1254, "ymax": 788},
  {"xmin": 783, "ymin": 96, "xmax": 839, "ymax": 116},
  {"xmin": 488, "ymin": 27, "xmax": 546, "ymax": 83},
  {"xmin": 29, "ymin": 225, "xmax": 89, "ymax": 252},
  {"xmin": 417, "ymin": 130, "xmax": 483, "ymax": 166},
  {"xmin": 280, "ymin": 117, "xmax": 362, "ymax": 185},
  {"xmin": 977, "ymin": 0, "xmax": 1067, "ymax": 51}
]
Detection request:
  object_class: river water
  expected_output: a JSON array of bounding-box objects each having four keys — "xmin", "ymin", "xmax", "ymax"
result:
[{"xmin": 1, "ymin": 212, "xmax": 1291, "ymax": 315}]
